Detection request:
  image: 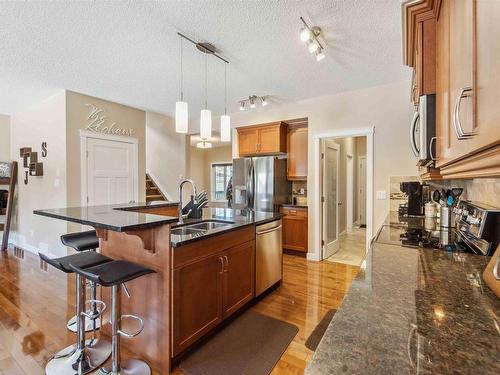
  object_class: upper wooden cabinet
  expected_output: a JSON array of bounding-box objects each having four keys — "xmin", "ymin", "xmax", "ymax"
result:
[
  {"xmin": 403, "ymin": 0, "xmax": 500, "ymax": 179},
  {"xmin": 287, "ymin": 125, "xmax": 308, "ymax": 180},
  {"xmin": 237, "ymin": 122, "xmax": 287, "ymax": 157}
]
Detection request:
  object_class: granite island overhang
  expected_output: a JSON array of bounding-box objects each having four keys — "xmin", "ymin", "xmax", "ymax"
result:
[{"xmin": 34, "ymin": 203, "xmax": 282, "ymax": 372}]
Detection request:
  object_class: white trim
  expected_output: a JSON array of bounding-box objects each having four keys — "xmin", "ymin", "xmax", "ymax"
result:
[
  {"xmin": 321, "ymin": 140, "xmax": 340, "ymax": 259},
  {"xmin": 312, "ymin": 126, "xmax": 374, "ymax": 261},
  {"xmin": 210, "ymin": 160, "xmax": 232, "ymax": 202},
  {"xmin": 80, "ymin": 130, "xmax": 139, "ymax": 207},
  {"xmin": 358, "ymin": 156, "xmax": 367, "ymax": 226}
]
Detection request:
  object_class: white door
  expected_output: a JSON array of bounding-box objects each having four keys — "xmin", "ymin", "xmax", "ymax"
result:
[
  {"xmin": 358, "ymin": 156, "xmax": 367, "ymax": 226},
  {"xmin": 322, "ymin": 141, "xmax": 340, "ymax": 259},
  {"xmin": 346, "ymin": 154, "xmax": 354, "ymax": 229},
  {"xmin": 86, "ymin": 137, "xmax": 136, "ymax": 206}
]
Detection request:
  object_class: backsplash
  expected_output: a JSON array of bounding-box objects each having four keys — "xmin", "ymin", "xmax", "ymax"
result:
[{"xmin": 428, "ymin": 178, "xmax": 500, "ymax": 208}]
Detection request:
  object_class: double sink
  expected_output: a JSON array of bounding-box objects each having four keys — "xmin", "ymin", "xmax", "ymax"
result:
[{"xmin": 171, "ymin": 220, "xmax": 235, "ymax": 236}]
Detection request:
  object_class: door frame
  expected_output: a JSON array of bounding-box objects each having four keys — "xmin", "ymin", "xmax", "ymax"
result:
[
  {"xmin": 80, "ymin": 130, "xmax": 139, "ymax": 206},
  {"xmin": 358, "ymin": 156, "xmax": 367, "ymax": 226},
  {"xmin": 321, "ymin": 141, "xmax": 340, "ymax": 259},
  {"xmin": 313, "ymin": 127, "xmax": 374, "ymax": 261},
  {"xmin": 346, "ymin": 153, "xmax": 354, "ymax": 229}
]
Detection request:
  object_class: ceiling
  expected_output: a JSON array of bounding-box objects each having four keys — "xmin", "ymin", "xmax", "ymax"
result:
[{"xmin": 0, "ymin": 0, "xmax": 410, "ymax": 131}]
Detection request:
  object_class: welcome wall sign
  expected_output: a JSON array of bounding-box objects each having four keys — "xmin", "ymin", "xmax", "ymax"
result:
[{"xmin": 85, "ymin": 103, "xmax": 134, "ymax": 136}]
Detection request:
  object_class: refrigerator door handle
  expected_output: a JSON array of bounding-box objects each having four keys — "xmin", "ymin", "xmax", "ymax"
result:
[{"xmin": 246, "ymin": 160, "xmax": 255, "ymax": 210}]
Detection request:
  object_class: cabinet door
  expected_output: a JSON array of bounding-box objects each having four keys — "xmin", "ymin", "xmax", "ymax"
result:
[
  {"xmin": 172, "ymin": 255, "xmax": 223, "ymax": 356},
  {"xmin": 258, "ymin": 126, "xmax": 282, "ymax": 154},
  {"xmin": 238, "ymin": 129, "xmax": 259, "ymax": 156},
  {"xmin": 222, "ymin": 241, "xmax": 255, "ymax": 318},
  {"xmin": 287, "ymin": 127, "xmax": 308, "ymax": 180},
  {"xmin": 474, "ymin": 0, "xmax": 500, "ymax": 151},
  {"xmin": 281, "ymin": 210, "xmax": 308, "ymax": 252},
  {"xmin": 441, "ymin": 0, "xmax": 476, "ymax": 164}
]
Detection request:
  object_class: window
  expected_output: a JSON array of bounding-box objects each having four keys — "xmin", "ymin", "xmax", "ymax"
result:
[{"xmin": 211, "ymin": 163, "xmax": 232, "ymax": 201}]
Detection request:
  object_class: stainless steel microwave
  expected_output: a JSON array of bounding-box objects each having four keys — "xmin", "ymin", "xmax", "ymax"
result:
[{"xmin": 409, "ymin": 94, "xmax": 436, "ymax": 165}]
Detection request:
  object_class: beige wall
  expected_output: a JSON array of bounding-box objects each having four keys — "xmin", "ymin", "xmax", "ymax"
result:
[
  {"xmin": 10, "ymin": 91, "xmax": 68, "ymax": 256},
  {"xmin": 65, "ymin": 91, "xmax": 146, "ymax": 207},
  {"xmin": 145, "ymin": 112, "xmax": 187, "ymax": 200},
  {"xmin": 188, "ymin": 145, "xmax": 232, "ymax": 205},
  {"xmin": 0, "ymin": 114, "xmax": 10, "ymax": 162},
  {"xmin": 229, "ymin": 80, "xmax": 416, "ymax": 259}
]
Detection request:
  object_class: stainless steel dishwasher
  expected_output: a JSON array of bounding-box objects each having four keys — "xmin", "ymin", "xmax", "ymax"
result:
[{"xmin": 255, "ymin": 219, "xmax": 283, "ymax": 296}]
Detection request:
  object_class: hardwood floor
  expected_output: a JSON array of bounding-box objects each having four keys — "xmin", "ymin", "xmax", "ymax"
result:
[{"xmin": 0, "ymin": 247, "xmax": 359, "ymax": 375}]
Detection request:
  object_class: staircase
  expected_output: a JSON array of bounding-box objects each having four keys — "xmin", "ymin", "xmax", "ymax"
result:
[{"xmin": 146, "ymin": 173, "xmax": 167, "ymax": 202}]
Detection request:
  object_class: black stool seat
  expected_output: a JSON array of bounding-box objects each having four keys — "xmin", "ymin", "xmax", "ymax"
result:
[
  {"xmin": 61, "ymin": 230, "xmax": 99, "ymax": 252},
  {"xmin": 69, "ymin": 260, "xmax": 155, "ymax": 287},
  {"xmin": 39, "ymin": 252, "xmax": 112, "ymax": 273}
]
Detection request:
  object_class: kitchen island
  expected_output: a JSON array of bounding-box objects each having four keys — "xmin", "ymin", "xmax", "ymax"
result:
[
  {"xmin": 34, "ymin": 202, "xmax": 281, "ymax": 372},
  {"xmin": 306, "ymin": 215, "xmax": 500, "ymax": 374}
]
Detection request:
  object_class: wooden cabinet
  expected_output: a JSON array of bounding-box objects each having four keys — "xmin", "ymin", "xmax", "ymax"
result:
[
  {"xmin": 237, "ymin": 122, "xmax": 287, "ymax": 156},
  {"xmin": 171, "ymin": 226, "xmax": 255, "ymax": 357},
  {"xmin": 222, "ymin": 241, "xmax": 255, "ymax": 318},
  {"xmin": 172, "ymin": 254, "xmax": 223, "ymax": 356},
  {"xmin": 404, "ymin": 0, "xmax": 500, "ymax": 179},
  {"xmin": 287, "ymin": 125, "xmax": 308, "ymax": 180},
  {"xmin": 280, "ymin": 206, "xmax": 308, "ymax": 252}
]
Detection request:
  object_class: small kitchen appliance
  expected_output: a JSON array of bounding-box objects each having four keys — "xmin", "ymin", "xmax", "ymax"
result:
[{"xmin": 400, "ymin": 181, "xmax": 424, "ymax": 216}]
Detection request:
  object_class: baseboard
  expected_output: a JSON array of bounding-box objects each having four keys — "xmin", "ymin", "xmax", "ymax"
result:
[{"xmin": 307, "ymin": 252, "xmax": 321, "ymax": 261}]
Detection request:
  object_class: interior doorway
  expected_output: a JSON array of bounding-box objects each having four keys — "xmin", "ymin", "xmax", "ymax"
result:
[
  {"xmin": 80, "ymin": 130, "xmax": 139, "ymax": 206},
  {"xmin": 322, "ymin": 141, "xmax": 340, "ymax": 258},
  {"xmin": 316, "ymin": 129, "xmax": 373, "ymax": 266}
]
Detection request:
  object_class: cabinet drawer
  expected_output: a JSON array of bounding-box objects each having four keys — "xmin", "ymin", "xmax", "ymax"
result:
[{"xmin": 280, "ymin": 206, "xmax": 308, "ymax": 218}]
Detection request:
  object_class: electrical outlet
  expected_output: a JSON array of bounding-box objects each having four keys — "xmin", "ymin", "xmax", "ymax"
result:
[{"xmin": 376, "ymin": 190, "xmax": 387, "ymax": 200}]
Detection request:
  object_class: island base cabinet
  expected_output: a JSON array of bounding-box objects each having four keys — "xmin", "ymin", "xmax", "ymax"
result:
[
  {"xmin": 172, "ymin": 255, "xmax": 223, "ymax": 356},
  {"xmin": 171, "ymin": 236, "xmax": 255, "ymax": 357},
  {"xmin": 222, "ymin": 241, "xmax": 255, "ymax": 318}
]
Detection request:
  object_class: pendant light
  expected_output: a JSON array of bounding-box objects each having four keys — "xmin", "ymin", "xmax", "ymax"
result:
[
  {"xmin": 175, "ymin": 37, "xmax": 188, "ymax": 133},
  {"xmin": 220, "ymin": 63, "xmax": 231, "ymax": 142},
  {"xmin": 200, "ymin": 52, "xmax": 212, "ymax": 140}
]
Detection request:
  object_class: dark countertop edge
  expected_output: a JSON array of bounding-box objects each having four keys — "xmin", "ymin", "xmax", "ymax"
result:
[
  {"xmin": 33, "ymin": 209, "xmax": 178, "ymax": 232},
  {"xmin": 171, "ymin": 214, "xmax": 283, "ymax": 247},
  {"xmin": 115, "ymin": 202, "xmax": 179, "ymax": 211},
  {"xmin": 280, "ymin": 204, "xmax": 308, "ymax": 209}
]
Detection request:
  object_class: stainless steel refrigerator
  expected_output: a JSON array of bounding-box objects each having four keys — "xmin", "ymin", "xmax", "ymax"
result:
[{"xmin": 232, "ymin": 157, "xmax": 291, "ymax": 212}]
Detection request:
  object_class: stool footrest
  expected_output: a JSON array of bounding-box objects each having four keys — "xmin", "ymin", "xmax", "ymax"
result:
[
  {"xmin": 81, "ymin": 299, "xmax": 107, "ymax": 321},
  {"xmin": 118, "ymin": 314, "xmax": 144, "ymax": 338}
]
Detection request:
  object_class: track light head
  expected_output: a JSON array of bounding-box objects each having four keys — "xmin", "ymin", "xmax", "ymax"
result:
[
  {"xmin": 250, "ymin": 96, "xmax": 256, "ymax": 108},
  {"xmin": 300, "ymin": 27, "xmax": 311, "ymax": 42},
  {"xmin": 239, "ymin": 101, "xmax": 245, "ymax": 111},
  {"xmin": 261, "ymin": 97, "xmax": 268, "ymax": 107},
  {"xmin": 315, "ymin": 49, "xmax": 325, "ymax": 61}
]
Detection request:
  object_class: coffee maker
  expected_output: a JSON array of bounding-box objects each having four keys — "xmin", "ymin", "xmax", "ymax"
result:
[{"xmin": 400, "ymin": 182, "xmax": 425, "ymax": 216}]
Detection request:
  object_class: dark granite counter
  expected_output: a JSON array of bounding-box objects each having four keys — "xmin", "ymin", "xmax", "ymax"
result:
[
  {"xmin": 34, "ymin": 201, "xmax": 179, "ymax": 232},
  {"xmin": 170, "ymin": 208, "xmax": 282, "ymax": 247},
  {"xmin": 306, "ymin": 216, "xmax": 500, "ymax": 375},
  {"xmin": 281, "ymin": 204, "xmax": 308, "ymax": 209}
]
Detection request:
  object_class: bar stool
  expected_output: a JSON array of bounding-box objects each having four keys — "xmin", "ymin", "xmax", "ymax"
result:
[
  {"xmin": 69, "ymin": 260, "xmax": 156, "ymax": 375},
  {"xmin": 39, "ymin": 251, "xmax": 112, "ymax": 375},
  {"xmin": 61, "ymin": 230, "xmax": 101, "ymax": 333}
]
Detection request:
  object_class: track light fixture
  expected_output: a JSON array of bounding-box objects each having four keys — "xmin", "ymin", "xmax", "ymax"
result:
[
  {"xmin": 299, "ymin": 17, "xmax": 326, "ymax": 62},
  {"xmin": 238, "ymin": 95, "xmax": 269, "ymax": 111}
]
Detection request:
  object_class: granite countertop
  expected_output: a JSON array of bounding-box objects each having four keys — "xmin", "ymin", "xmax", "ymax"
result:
[
  {"xmin": 306, "ymin": 216, "xmax": 500, "ymax": 375},
  {"xmin": 281, "ymin": 204, "xmax": 308, "ymax": 209},
  {"xmin": 34, "ymin": 201, "xmax": 179, "ymax": 232},
  {"xmin": 170, "ymin": 207, "xmax": 282, "ymax": 247}
]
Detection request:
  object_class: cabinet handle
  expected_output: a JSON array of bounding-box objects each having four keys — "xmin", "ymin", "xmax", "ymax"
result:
[
  {"xmin": 453, "ymin": 87, "xmax": 475, "ymax": 140},
  {"xmin": 429, "ymin": 137, "xmax": 436, "ymax": 161},
  {"xmin": 223, "ymin": 256, "xmax": 229, "ymax": 273},
  {"xmin": 219, "ymin": 257, "xmax": 224, "ymax": 274}
]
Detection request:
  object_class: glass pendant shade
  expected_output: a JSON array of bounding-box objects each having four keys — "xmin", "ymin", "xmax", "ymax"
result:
[
  {"xmin": 196, "ymin": 141, "xmax": 212, "ymax": 149},
  {"xmin": 200, "ymin": 109, "xmax": 212, "ymax": 139},
  {"xmin": 220, "ymin": 115, "xmax": 231, "ymax": 142},
  {"xmin": 175, "ymin": 101, "xmax": 188, "ymax": 133}
]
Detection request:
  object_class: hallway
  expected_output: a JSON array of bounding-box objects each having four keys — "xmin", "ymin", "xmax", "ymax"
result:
[{"xmin": 325, "ymin": 227, "xmax": 366, "ymax": 266}]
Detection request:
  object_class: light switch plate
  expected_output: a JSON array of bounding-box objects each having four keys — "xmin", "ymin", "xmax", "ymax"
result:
[{"xmin": 376, "ymin": 190, "xmax": 387, "ymax": 200}]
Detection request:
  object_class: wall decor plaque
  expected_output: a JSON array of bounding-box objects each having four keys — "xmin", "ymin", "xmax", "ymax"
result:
[{"xmin": 85, "ymin": 104, "xmax": 134, "ymax": 137}]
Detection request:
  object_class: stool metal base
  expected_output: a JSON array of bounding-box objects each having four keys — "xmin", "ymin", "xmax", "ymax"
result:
[
  {"xmin": 98, "ymin": 359, "xmax": 151, "ymax": 375},
  {"xmin": 67, "ymin": 314, "xmax": 102, "ymax": 333},
  {"xmin": 45, "ymin": 339, "xmax": 111, "ymax": 375}
]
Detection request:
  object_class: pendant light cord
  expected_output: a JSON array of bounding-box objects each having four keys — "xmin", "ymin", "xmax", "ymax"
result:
[
  {"xmin": 224, "ymin": 64, "xmax": 227, "ymax": 115},
  {"xmin": 204, "ymin": 52, "xmax": 208, "ymax": 109},
  {"xmin": 180, "ymin": 37, "xmax": 184, "ymax": 101}
]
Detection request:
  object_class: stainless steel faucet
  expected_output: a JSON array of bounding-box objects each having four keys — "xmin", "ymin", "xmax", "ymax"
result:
[{"xmin": 179, "ymin": 179, "xmax": 198, "ymax": 224}]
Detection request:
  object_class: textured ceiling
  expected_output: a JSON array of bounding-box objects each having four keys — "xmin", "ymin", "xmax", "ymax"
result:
[{"xmin": 0, "ymin": 0, "xmax": 410, "ymax": 130}]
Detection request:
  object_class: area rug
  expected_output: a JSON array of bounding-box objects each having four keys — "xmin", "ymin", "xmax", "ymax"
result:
[
  {"xmin": 305, "ymin": 309, "xmax": 337, "ymax": 351},
  {"xmin": 179, "ymin": 310, "xmax": 298, "ymax": 375}
]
